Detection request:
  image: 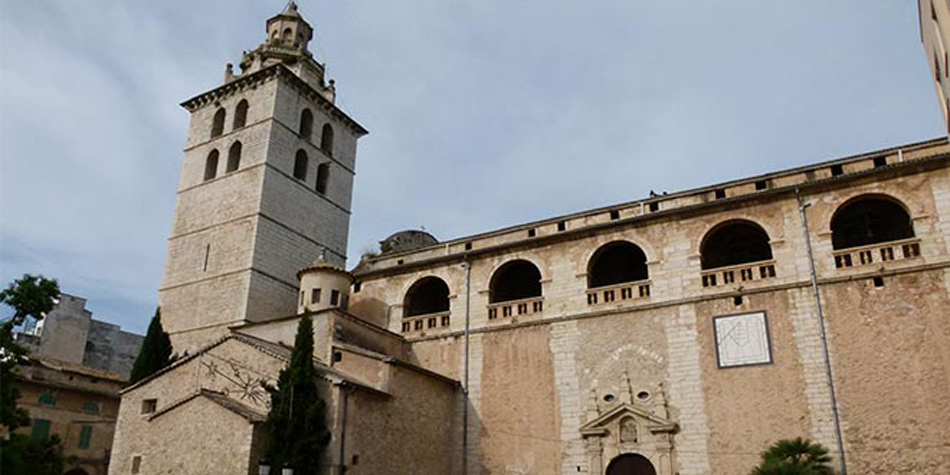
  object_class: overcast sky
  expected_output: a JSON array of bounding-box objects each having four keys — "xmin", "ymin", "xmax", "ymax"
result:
[{"xmin": 0, "ymin": 1, "xmax": 942, "ymax": 334}]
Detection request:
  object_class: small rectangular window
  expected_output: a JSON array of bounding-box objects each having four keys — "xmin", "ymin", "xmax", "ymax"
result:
[
  {"xmin": 755, "ymin": 180, "xmax": 768, "ymax": 191},
  {"xmin": 734, "ymin": 295, "xmax": 743, "ymax": 306},
  {"xmin": 132, "ymin": 456, "xmax": 142, "ymax": 474},
  {"xmin": 83, "ymin": 401, "xmax": 100, "ymax": 415},
  {"xmin": 30, "ymin": 419, "xmax": 51, "ymax": 445},
  {"xmin": 609, "ymin": 210, "xmax": 620, "ymax": 220},
  {"xmin": 527, "ymin": 229, "xmax": 536, "ymax": 237},
  {"xmin": 330, "ymin": 290, "xmax": 340, "ymax": 306},
  {"xmin": 557, "ymin": 221, "xmax": 566, "ymax": 231},
  {"xmin": 873, "ymin": 276, "xmax": 885, "ymax": 288},
  {"xmin": 141, "ymin": 399, "xmax": 157, "ymax": 415},
  {"xmin": 648, "ymin": 202, "xmax": 659, "ymax": 212},
  {"xmin": 464, "ymin": 242, "xmax": 473, "ymax": 251},
  {"xmin": 714, "ymin": 189, "xmax": 726, "ymax": 200},
  {"xmin": 830, "ymin": 164, "xmax": 844, "ymax": 176},
  {"xmin": 311, "ymin": 288, "xmax": 321, "ymax": 304},
  {"xmin": 78, "ymin": 425, "xmax": 93, "ymax": 449},
  {"xmin": 353, "ymin": 282, "xmax": 361, "ymax": 293},
  {"xmin": 873, "ymin": 156, "xmax": 886, "ymax": 168}
]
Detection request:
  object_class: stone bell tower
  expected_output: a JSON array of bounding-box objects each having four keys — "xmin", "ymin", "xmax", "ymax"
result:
[{"xmin": 159, "ymin": 2, "xmax": 367, "ymax": 352}]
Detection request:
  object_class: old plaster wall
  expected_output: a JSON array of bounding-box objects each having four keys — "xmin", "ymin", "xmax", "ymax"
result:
[
  {"xmin": 478, "ymin": 325, "xmax": 561, "ymax": 475},
  {"xmin": 822, "ymin": 270, "xmax": 950, "ymax": 474},
  {"xmin": 341, "ymin": 365, "xmax": 459, "ymax": 475}
]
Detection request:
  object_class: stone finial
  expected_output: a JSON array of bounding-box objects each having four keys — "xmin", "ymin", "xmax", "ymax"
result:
[
  {"xmin": 652, "ymin": 382, "xmax": 669, "ymax": 419},
  {"xmin": 621, "ymin": 370, "xmax": 634, "ymax": 405},
  {"xmin": 587, "ymin": 388, "xmax": 600, "ymax": 420}
]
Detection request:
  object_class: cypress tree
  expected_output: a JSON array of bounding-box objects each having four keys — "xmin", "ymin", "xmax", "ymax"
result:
[
  {"xmin": 129, "ymin": 308, "xmax": 173, "ymax": 384},
  {"xmin": 262, "ymin": 316, "xmax": 330, "ymax": 474}
]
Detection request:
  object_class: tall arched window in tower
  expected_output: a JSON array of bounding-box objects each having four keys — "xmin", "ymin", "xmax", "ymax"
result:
[
  {"xmin": 587, "ymin": 241, "xmax": 649, "ymax": 288},
  {"xmin": 316, "ymin": 163, "xmax": 330, "ymax": 194},
  {"xmin": 321, "ymin": 123, "xmax": 334, "ymax": 156},
  {"xmin": 404, "ymin": 277, "xmax": 450, "ymax": 317},
  {"xmin": 204, "ymin": 150, "xmax": 219, "ymax": 181},
  {"xmin": 489, "ymin": 260, "xmax": 542, "ymax": 303},
  {"xmin": 226, "ymin": 141, "xmax": 242, "ymax": 173},
  {"xmin": 700, "ymin": 220, "xmax": 773, "ymax": 270},
  {"xmin": 233, "ymin": 100, "xmax": 249, "ymax": 129},
  {"xmin": 831, "ymin": 195, "xmax": 914, "ymax": 250},
  {"xmin": 211, "ymin": 108, "xmax": 226, "ymax": 138},
  {"xmin": 299, "ymin": 109, "xmax": 313, "ymax": 139},
  {"xmin": 293, "ymin": 150, "xmax": 308, "ymax": 181}
]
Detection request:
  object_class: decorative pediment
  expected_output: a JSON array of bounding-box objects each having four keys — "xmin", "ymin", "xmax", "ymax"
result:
[{"xmin": 580, "ymin": 403, "xmax": 676, "ymax": 437}]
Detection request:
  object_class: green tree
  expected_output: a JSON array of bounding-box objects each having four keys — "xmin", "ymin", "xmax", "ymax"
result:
[
  {"xmin": 261, "ymin": 316, "xmax": 330, "ymax": 474},
  {"xmin": 0, "ymin": 274, "xmax": 63, "ymax": 474},
  {"xmin": 752, "ymin": 438, "xmax": 834, "ymax": 475},
  {"xmin": 0, "ymin": 274, "xmax": 61, "ymax": 327},
  {"xmin": 129, "ymin": 307, "xmax": 174, "ymax": 384}
]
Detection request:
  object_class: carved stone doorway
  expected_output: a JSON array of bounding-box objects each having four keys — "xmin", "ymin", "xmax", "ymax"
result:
[{"xmin": 606, "ymin": 453, "xmax": 657, "ymax": 475}]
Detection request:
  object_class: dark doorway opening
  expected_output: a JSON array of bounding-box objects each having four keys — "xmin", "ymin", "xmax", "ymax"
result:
[{"xmin": 606, "ymin": 453, "xmax": 657, "ymax": 475}]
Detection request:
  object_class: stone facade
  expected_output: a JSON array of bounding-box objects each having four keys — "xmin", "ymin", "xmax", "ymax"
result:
[
  {"xmin": 111, "ymin": 3, "xmax": 950, "ymax": 474},
  {"xmin": 920, "ymin": 0, "xmax": 950, "ymax": 134},
  {"xmin": 159, "ymin": 2, "xmax": 367, "ymax": 352}
]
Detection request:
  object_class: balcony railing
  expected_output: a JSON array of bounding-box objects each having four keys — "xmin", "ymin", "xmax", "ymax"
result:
[
  {"xmin": 701, "ymin": 260, "xmax": 777, "ymax": 288},
  {"xmin": 401, "ymin": 311, "xmax": 451, "ymax": 334},
  {"xmin": 833, "ymin": 238, "xmax": 921, "ymax": 269},
  {"xmin": 487, "ymin": 296, "xmax": 544, "ymax": 321},
  {"xmin": 586, "ymin": 280, "xmax": 651, "ymax": 305}
]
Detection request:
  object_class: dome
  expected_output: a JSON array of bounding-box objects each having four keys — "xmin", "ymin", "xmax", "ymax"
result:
[{"xmin": 379, "ymin": 230, "xmax": 439, "ymax": 255}]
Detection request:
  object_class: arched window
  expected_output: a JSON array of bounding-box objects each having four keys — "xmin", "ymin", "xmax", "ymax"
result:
[
  {"xmin": 283, "ymin": 28, "xmax": 293, "ymax": 44},
  {"xmin": 831, "ymin": 196, "xmax": 914, "ymax": 250},
  {"xmin": 204, "ymin": 150, "xmax": 219, "ymax": 181},
  {"xmin": 226, "ymin": 141, "xmax": 242, "ymax": 173},
  {"xmin": 293, "ymin": 150, "xmax": 308, "ymax": 180},
  {"xmin": 211, "ymin": 108, "xmax": 226, "ymax": 138},
  {"xmin": 701, "ymin": 220, "xmax": 773, "ymax": 270},
  {"xmin": 233, "ymin": 100, "xmax": 248, "ymax": 129},
  {"xmin": 316, "ymin": 163, "xmax": 330, "ymax": 194},
  {"xmin": 299, "ymin": 109, "xmax": 313, "ymax": 139},
  {"xmin": 404, "ymin": 277, "xmax": 450, "ymax": 317},
  {"xmin": 588, "ymin": 241, "xmax": 649, "ymax": 288},
  {"xmin": 489, "ymin": 260, "xmax": 542, "ymax": 303},
  {"xmin": 321, "ymin": 123, "xmax": 334, "ymax": 156}
]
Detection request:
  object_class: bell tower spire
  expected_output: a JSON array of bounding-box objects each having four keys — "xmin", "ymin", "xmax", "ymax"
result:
[{"xmin": 228, "ymin": 1, "xmax": 335, "ymax": 102}]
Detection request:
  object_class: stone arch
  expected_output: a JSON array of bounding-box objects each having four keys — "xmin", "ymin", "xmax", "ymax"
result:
[
  {"xmin": 226, "ymin": 141, "xmax": 242, "ymax": 173},
  {"xmin": 587, "ymin": 241, "xmax": 649, "ymax": 288},
  {"xmin": 321, "ymin": 123, "xmax": 335, "ymax": 156},
  {"xmin": 204, "ymin": 149, "xmax": 219, "ymax": 181},
  {"xmin": 489, "ymin": 259, "xmax": 542, "ymax": 303},
  {"xmin": 700, "ymin": 219, "xmax": 773, "ymax": 270},
  {"xmin": 299, "ymin": 108, "xmax": 314, "ymax": 139},
  {"xmin": 233, "ymin": 99, "xmax": 248, "ymax": 129},
  {"xmin": 403, "ymin": 276, "xmax": 450, "ymax": 317},
  {"xmin": 830, "ymin": 194, "xmax": 914, "ymax": 250},
  {"xmin": 316, "ymin": 162, "xmax": 330, "ymax": 194},
  {"xmin": 211, "ymin": 107, "xmax": 226, "ymax": 138},
  {"xmin": 606, "ymin": 453, "xmax": 657, "ymax": 475}
]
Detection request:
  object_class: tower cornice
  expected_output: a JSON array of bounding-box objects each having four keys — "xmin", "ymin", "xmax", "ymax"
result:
[{"xmin": 180, "ymin": 64, "xmax": 368, "ymax": 136}]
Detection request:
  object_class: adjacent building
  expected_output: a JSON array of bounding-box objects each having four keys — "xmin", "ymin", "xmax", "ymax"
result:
[
  {"xmin": 14, "ymin": 294, "xmax": 143, "ymax": 475},
  {"xmin": 110, "ymin": 3, "xmax": 950, "ymax": 475},
  {"xmin": 920, "ymin": 0, "xmax": 950, "ymax": 133}
]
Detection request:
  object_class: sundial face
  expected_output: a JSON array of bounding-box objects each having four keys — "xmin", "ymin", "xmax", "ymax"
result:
[
  {"xmin": 713, "ymin": 311, "xmax": 773, "ymax": 368},
  {"xmin": 199, "ymin": 354, "xmax": 274, "ymax": 407}
]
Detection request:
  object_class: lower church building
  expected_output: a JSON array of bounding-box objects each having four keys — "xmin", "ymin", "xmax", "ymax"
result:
[{"xmin": 110, "ymin": 3, "xmax": 950, "ymax": 474}]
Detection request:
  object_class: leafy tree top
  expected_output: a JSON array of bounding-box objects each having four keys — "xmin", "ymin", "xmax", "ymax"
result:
[{"xmin": 0, "ymin": 274, "xmax": 60, "ymax": 327}]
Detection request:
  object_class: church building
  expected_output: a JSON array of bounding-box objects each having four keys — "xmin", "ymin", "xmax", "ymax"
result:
[{"xmin": 110, "ymin": 3, "xmax": 950, "ymax": 474}]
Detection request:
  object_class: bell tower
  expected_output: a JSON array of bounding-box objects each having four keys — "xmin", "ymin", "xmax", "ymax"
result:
[{"xmin": 159, "ymin": 2, "xmax": 367, "ymax": 352}]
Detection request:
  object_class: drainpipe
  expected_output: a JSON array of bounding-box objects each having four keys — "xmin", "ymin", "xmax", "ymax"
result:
[
  {"xmin": 796, "ymin": 190, "xmax": 847, "ymax": 475},
  {"xmin": 461, "ymin": 259, "xmax": 472, "ymax": 475}
]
